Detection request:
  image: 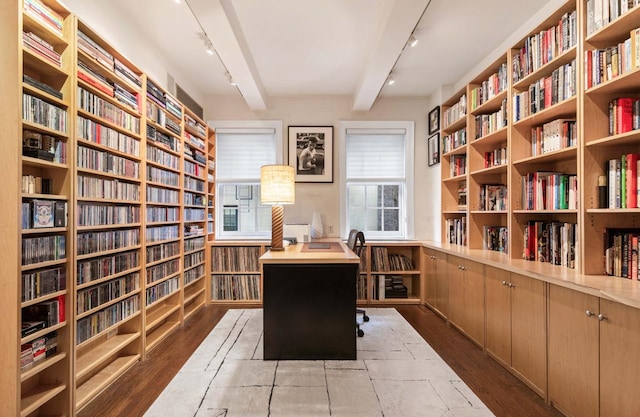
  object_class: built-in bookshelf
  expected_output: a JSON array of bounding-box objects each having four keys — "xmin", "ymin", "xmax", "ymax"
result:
[
  {"xmin": 206, "ymin": 121, "xmax": 216, "ymax": 242},
  {"xmin": 366, "ymin": 243, "xmax": 422, "ymax": 304},
  {"xmin": 73, "ymin": 19, "xmax": 144, "ymax": 411},
  {"xmin": 182, "ymin": 108, "xmax": 208, "ymax": 320},
  {"xmin": 18, "ymin": 0, "xmax": 73, "ymax": 415},
  {"xmin": 210, "ymin": 243, "xmax": 265, "ymax": 305},
  {"xmin": 143, "ymin": 77, "xmax": 182, "ymax": 353}
]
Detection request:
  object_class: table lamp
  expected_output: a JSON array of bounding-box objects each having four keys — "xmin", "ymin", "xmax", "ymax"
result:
[{"xmin": 260, "ymin": 164, "xmax": 295, "ymax": 251}]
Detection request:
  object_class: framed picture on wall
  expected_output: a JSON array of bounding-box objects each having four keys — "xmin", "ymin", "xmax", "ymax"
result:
[
  {"xmin": 428, "ymin": 106, "xmax": 440, "ymax": 135},
  {"xmin": 428, "ymin": 133, "xmax": 440, "ymax": 167},
  {"xmin": 288, "ymin": 126, "xmax": 333, "ymax": 183}
]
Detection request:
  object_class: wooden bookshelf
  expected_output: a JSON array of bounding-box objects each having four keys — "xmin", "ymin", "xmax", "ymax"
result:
[
  {"xmin": 366, "ymin": 243, "xmax": 423, "ymax": 304},
  {"xmin": 210, "ymin": 242, "xmax": 266, "ymax": 305}
]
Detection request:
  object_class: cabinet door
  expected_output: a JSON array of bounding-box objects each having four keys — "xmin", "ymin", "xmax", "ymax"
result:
[
  {"xmin": 485, "ymin": 266, "xmax": 511, "ymax": 366},
  {"xmin": 599, "ymin": 299, "xmax": 640, "ymax": 417},
  {"xmin": 463, "ymin": 259, "xmax": 484, "ymax": 346},
  {"xmin": 422, "ymin": 248, "xmax": 437, "ymax": 307},
  {"xmin": 510, "ymin": 273, "xmax": 546, "ymax": 397},
  {"xmin": 447, "ymin": 255, "xmax": 465, "ymax": 328},
  {"xmin": 434, "ymin": 252, "xmax": 448, "ymax": 317},
  {"xmin": 548, "ymin": 285, "xmax": 599, "ymax": 417}
]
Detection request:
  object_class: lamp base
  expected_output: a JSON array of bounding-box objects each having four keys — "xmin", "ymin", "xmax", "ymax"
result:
[{"xmin": 270, "ymin": 205, "xmax": 284, "ymax": 251}]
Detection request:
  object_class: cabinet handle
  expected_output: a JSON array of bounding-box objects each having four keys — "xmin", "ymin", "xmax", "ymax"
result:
[
  {"xmin": 598, "ymin": 314, "xmax": 607, "ymax": 321},
  {"xmin": 585, "ymin": 310, "xmax": 595, "ymax": 317},
  {"xmin": 458, "ymin": 265, "xmax": 462, "ymax": 270},
  {"xmin": 501, "ymin": 280, "xmax": 508, "ymax": 286},
  {"xmin": 460, "ymin": 266, "xmax": 466, "ymax": 271},
  {"xmin": 508, "ymin": 282, "xmax": 515, "ymax": 288}
]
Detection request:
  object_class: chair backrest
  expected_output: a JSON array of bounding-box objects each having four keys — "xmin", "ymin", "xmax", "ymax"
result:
[
  {"xmin": 354, "ymin": 231, "xmax": 365, "ymax": 257},
  {"xmin": 347, "ymin": 229, "xmax": 358, "ymax": 251}
]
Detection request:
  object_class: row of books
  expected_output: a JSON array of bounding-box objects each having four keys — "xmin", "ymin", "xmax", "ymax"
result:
[
  {"xmin": 211, "ymin": 246, "xmax": 261, "ymax": 272},
  {"xmin": 146, "ymin": 79, "xmax": 166, "ymax": 109},
  {"xmin": 76, "ymin": 203, "xmax": 140, "ymax": 227},
  {"xmin": 23, "ymin": 74, "xmax": 62, "ymax": 100},
  {"xmin": 184, "ymin": 114, "xmax": 206, "ymax": 137},
  {"xmin": 521, "ymin": 172, "xmax": 578, "ymax": 210},
  {"xmin": 457, "ymin": 180, "xmax": 467, "ymax": 209},
  {"xmin": 77, "ymin": 174, "xmax": 140, "ymax": 201},
  {"xmin": 512, "ymin": 10, "xmax": 578, "ymax": 83},
  {"xmin": 479, "ymin": 184, "xmax": 508, "ymax": 211},
  {"xmin": 513, "ymin": 59, "xmax": 577, "ymax": 122},
  {"xmin": 22, "ymin": 266, "xmax": 66, "ymax": 302},
  {"xmin": 77, "ymin": 60, "xmax": 113, "ymax": 96},
  {"xmin": 146, "ymin": 241, "xmax": 180, "ymax": 264},
  {"xmin": 25, "ymin": 0, "xmax": 63, "ymax": 35},
  {"xmin": 586, "ymin": 0, "xmax": 640, "ymax": 36},
  {"xmin": 531, "ymin": 118, "xmax": 577, "ymax": 156},
  {"xmin": 165, "ymin": 117, "xmax": 181, "ymax": 136},
  {"xmin": 145, "ymin": 225, "xmax": 180, "ymax": 243},
  {"xmin": 76, "ymin": 228, "xmax": 140, "ymax": 256},
  {"xmin": 21, "ymin": 174, "xmax": 52, "ymax": 195},
  {"xmin": 77, "ymin": 116, "xmax": 140, "ymax": 156},
  {"xmin": 185, "ymin": 236, "xmax": 205, "ymax": 253},
  {"xmin": 185, "ymin": 224, "xmax": 204, "ymax": 237},
  {"xmin": 146, "ymin": 144, "xmax": 179, "ymax": 171},
  {"xmin": 22, "ymin": 199, "xmax": 67, "ymax": 229},
  {"xmin": 370, "ymin": 247, "xmax": 414, "ymax": 271},
  {"xmin": 184, "ymin": 160, "xmax": 205, "ymax": 178},
  {"xmin": 77, "ymin": 87, "xmax": 140, "ymax": 134},
  {"xmin": 469, "ymin": 63, "xmax": 508, "ymax": 111},
  {"xmin": 23, "ymin": 93, "xmax": 68, "ymax": 133},
  {"xmin": 23, "ymin": 129, "xmax": 67, "ymax": 164},
  {"xmin": 77, "ymin": 29, "xmax": 114, "ymax": 72},
  {"xmin": 446, "ymin": 217, "xmax": 466, "ymax": 246},
  {"xmin": 147, "ymin": 125, "xmax": 180, "ymax": 152},
  {"xmin": 184, "ymin": 143, "xmax": 207, "ymax": 165},
  {"xmin": 78, "ymin": 142, "xmax": 140, "ymax": 178},
  {"xmin": 77, "ymin": 273, "xmax": 139, "ymax": 314},
  {"xmin": 484, "ymin": 146, "xmax": 507, "ymax": 168},
  {"xmin": 146, "ymin": 259, "xmax": 180, "ymax": 284},
  {"xmin": 442, "ymin": 127, "xmax": 467, "ymax": 154},
  {"xmin": 585, "ymin": 28, "xmax": 640, "ymax": 89},
  {"xmin": 146, "ymin": 276, "xmax": 179, "ymax": 306},
  {"xmin": 185, "ymin": 131, "xmax": 206, "ymax": 151},
  {"xmin": 76, "ymin": 294, "xmax": 139, "ymax": 344},
  {"xmin": 184, "ymin": 251, "xmax": 204, "ymax": 269},
  {"xmin": 146, "ymin": 206, "xmax": 179, "ymax": 223},
  {"xmin": 606, "ymin": 154, "xmax": 640, "ymax": 208},
  {"xmin": 184, "ymin": 176, "xmax": 205, "ymax": 192},
  {"xmin": 443, "ymin": 94, "xmax": 467, "ymax": 128},
  {"xmin": 184, "ymin": 191, "xmax": 206, "ymax": 206},
  {"xmin": 23, "ymin": 31, "xmax": 61, "ymax": 67},
  {"xmin": 473, "ymin": 98, "xmax": 508, "ymax": 139},
  {"xmin": 184, "ymin": 264, "xmax": 205, "ymax": 286},
  {"xmin": 356, "ymin": 275, "xmax": 367, "ymax": 300},
  {"xmin": 523, "ymin": 221, "xmax": 577, "ymax": 269},
  {"xmin": 483, "ymin": 225, "xmax": 508, "ymax": 254},
  {"xmin": 20, "ymin": 331, "xmax": 57, "ymax": 371},
  {"xmin": 146, "ymin": 185, "xmax": 179, "ymax": 204},
  {"xmin": 114, "ymin": 58, "xmax": 142, "ymax": 90},
  {"xmin": 609, "ymin": 97, "xmax": 640, "ymax": 135},
  {"xmin": 211, "ymin": 275, "xmax": 260, "ymax": 301},
  {"xmin": 148, "ymin": 165, "xmax": 179, "ymax": 187},
  {"xmin": 184, "ymin": 208, "xmax": 205, "ymax": 222},
  {"xmin": 450, "ymin": 155, "xmax": 466, "ymax": 177},
  {"xmin": 375, "ymin": 275, "xmax": 408, "ymax": 299},
  {"xmin": 22, "ymin": 295, "xmax": 65, "ymax": 331},
  {"xmin": 165, "ymin": 94, "xmax": 182, "ymax": 120},
  {"xmin": 21, "ymin": 235, "xmax": 66, "ymax": 265},
  {"xmin": 604, "ymin": 228, "xmax": 640, "ymax": 278},
  {"xmin": 77, "ymin": 250, "xmax": 139, "ymax": 285}
]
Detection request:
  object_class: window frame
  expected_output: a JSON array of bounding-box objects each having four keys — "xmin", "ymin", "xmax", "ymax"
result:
[
  {"xmin": 211, "ymin": 120, "xmax": 284, "ymax": 240},
  {"xmin": 339, "ymin": 121, "xmax": 415, "ymax": 240}
]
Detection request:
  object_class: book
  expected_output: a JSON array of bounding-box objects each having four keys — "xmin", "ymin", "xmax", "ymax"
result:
[
  {"xmin": 54, "ymin": 201, "xmax": 67, "ymax": 227},
  {"xmin": 32, "ymin": 200, "xmax": 54, "ymax": 228},
  {"xmin": 21, "ymin": 320, "xmax": 45, "ymax": 337}
]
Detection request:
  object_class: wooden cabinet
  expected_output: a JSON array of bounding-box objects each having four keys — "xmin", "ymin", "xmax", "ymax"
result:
[
  {"xmin": 548, "ymin": 284, "xmax": 599, "ymax": 417},
  {"xmin": 446, "ymin": 255, "xmax": 484, "ymax": 346},
  {"xmin": 423, "ymin": 248, "xmax": 448, "ymax": 317},
  {"xmin": 422, "ymin": 248, "xmax": 437, "ymax": 307},
  {"xmin": 486, "ymin": 267, "xmax": 547, "ymax": 396},
  {"xmin": 369, "ymin": 243, "xmax": 422, "ymax": 304}
]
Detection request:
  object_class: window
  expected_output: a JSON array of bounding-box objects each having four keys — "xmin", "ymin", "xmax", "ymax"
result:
[
  {"xmin": 341, "ymin": 122, "xmax": 414, "ymax": 239},
  {"xmin": 214, "ymin": 121, "xmax": 283, "ymax": 239}
]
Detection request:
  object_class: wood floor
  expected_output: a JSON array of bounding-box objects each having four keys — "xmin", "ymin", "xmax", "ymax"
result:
[{"xmin": 78, "ymin": 305, "xmax": 564, "ymax": 417}]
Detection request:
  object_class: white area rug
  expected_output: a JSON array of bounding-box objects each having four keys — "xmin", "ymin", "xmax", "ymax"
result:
[{"xmin": 144, "ymin": 308, "xmax": 494, "ymax": 417}]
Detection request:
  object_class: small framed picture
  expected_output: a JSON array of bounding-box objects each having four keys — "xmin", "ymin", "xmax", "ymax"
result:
[
  {"xmin": 32, "ymin": 200, "xmax": 55, "ymax": 228},
  {"xmin": 288, "ymin": 126, "xmax": 333, "ymax": 183},
  {"xmin": 428, "ymin": 133, "xmax": 440, "ymax": 167},
  {"xmin": 428, "ymin": 106, "xmax": 440, "ymax": 135}
]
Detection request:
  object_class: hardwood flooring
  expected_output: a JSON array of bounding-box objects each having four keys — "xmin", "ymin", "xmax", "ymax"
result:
[{"xmin": 78, "ymin": 305, "xmax": 563, "ymax": 417}]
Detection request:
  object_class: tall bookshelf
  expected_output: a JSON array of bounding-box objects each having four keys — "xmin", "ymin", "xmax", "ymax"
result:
[
  {"xmin": 18, "ymin": 0, "xmax": 74, "ymax": 415},
  {"xmin": 144, "ymin": 77, "xmax": 182, "ymax": 353},
  {"xmin": 73, "ymin": 19, "xmax": 144, "ymax": 411},
  {"xmin": 182, "ymin": 108, "xmax": 208, "ymax": 320},
  {"xmin": 206, "ymin": 123, "xmax": 216, "ymax": 241}
]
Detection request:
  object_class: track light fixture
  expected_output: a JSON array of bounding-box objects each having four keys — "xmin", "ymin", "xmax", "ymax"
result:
[
  {"xmin": 408, "ymin": 33, "xmax": 418, "ymax": 48},
  {"xmin": 387, "ymin": 74, "xmax": 395, "ymax": 86},
  {"xmin": 227, "ymin": 72, "xmax": 237, "ymax": 86}
]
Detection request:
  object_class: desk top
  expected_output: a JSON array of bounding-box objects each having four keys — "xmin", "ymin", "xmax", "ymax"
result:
[{"xmin": 259, "ymin": 240, "xmax": 360, "ymax": 264}]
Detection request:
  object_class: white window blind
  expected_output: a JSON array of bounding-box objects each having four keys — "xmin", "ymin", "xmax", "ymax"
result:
[
  {"xmin": 216, "ymin": 131, "xmax": 277, "ymax": 181},
  {"xmin": 346, "ymin": 132, "xmax": 405, "ymax": 179}
]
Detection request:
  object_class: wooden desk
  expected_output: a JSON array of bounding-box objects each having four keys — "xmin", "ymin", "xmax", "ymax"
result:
[{"xmin": 259, "ymin": 241, "xmax": 360, "ymax": 360}]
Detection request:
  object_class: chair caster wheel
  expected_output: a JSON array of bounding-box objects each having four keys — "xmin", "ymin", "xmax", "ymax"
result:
[
  {"xmin": 363, "ymin": 315, "xmax": 370, "ymax": 322},
  {"xmin": 357, "ymin": 329, "xmax": 364, "ymax": 337}
]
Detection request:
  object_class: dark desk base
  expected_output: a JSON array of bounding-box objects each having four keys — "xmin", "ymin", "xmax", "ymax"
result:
[{"xmin": 263, "ymin": 263, "xmax": 357, "ymax": 360}]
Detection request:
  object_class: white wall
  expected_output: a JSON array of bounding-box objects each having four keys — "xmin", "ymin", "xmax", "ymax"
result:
[{"xmin": 204, "ymin": 95, "xmax": 442, "ymax": 241}]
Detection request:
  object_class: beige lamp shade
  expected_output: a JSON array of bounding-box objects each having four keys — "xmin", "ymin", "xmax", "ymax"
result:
[{"xmin": 260, "ymin": 165, "xmax": 295, "ymax": 205}]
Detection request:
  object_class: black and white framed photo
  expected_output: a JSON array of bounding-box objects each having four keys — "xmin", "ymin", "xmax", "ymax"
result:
[
  {"xmin": 428, "ymin": 106, "xmax": 440, "ymax": 135},
  {"xmin": 428, "ymin": 133, "xmax": 440, "ymax": 167},
  {"xmin": 288, "ymin": 126, "xmax": 333, "ymax": 183}
]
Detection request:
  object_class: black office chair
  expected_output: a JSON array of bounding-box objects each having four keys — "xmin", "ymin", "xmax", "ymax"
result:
[{"xmin": 348, "ymin": 229, "xmax": 369, "ymax": 337}]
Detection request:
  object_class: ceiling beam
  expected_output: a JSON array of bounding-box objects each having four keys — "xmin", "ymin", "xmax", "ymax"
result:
[
  {"xmin": 352, "ymin": 0, "xmax": 430, "ymax": 111},
  {"xmin": 188, "ymin": 0, "xmax": 268, "ymax": 110}
]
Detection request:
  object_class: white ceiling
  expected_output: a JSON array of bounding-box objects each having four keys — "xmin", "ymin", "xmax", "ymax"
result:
[{"xmin": 106, "ymin": 0, "xmax": 552, "ymax": 111}]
